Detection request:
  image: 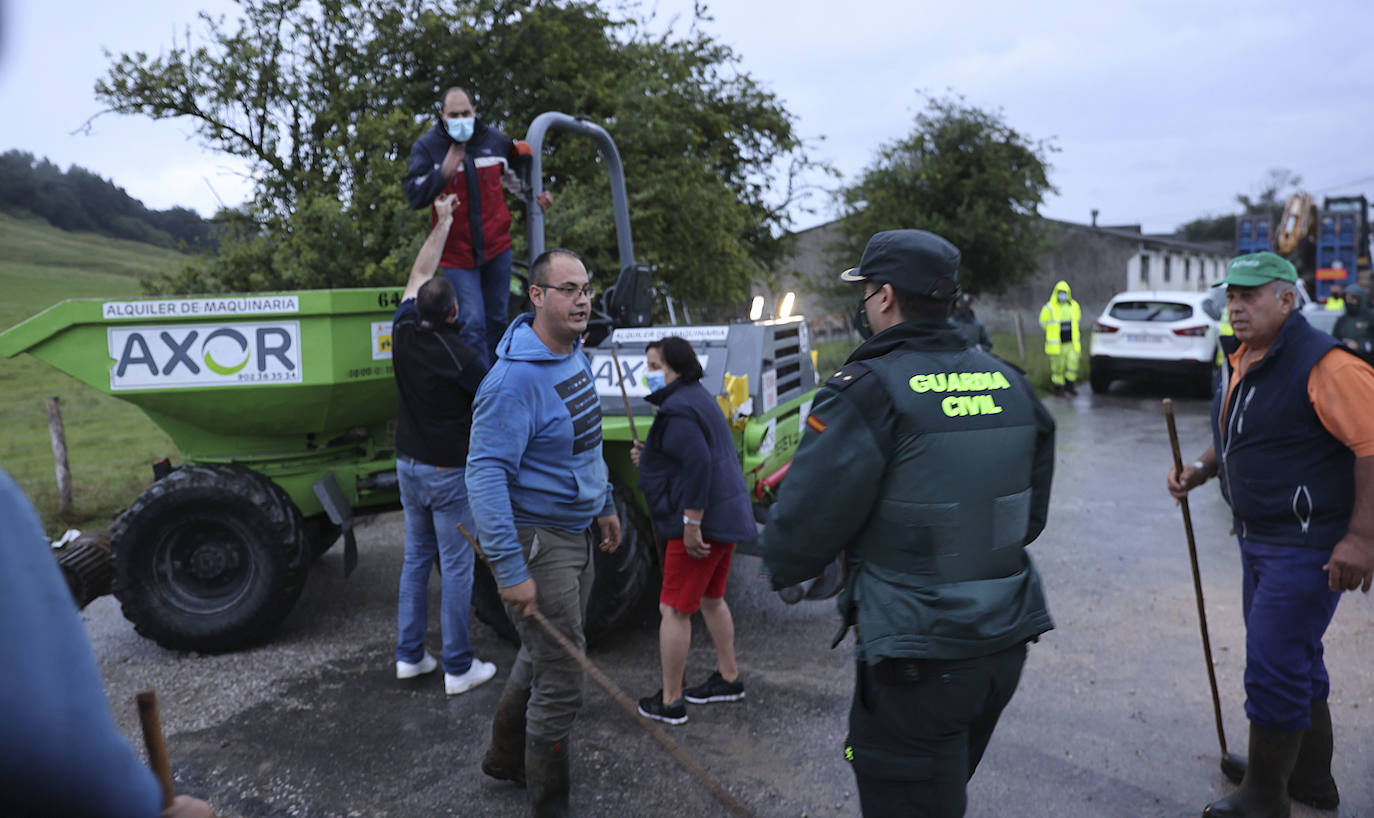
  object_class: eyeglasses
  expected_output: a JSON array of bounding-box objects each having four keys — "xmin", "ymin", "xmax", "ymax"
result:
[{"xmin": 537, "ymin": 283, "xmax": 595, "ymax": 299}]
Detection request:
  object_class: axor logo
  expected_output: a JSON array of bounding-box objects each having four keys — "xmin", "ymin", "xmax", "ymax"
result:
[{"xmin": 108, "ymin": 322, "xmax": 303, "ymax": 391}]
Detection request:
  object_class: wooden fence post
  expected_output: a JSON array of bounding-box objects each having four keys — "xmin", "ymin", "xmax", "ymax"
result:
[
  {"xmin": 1013, "ymin": 312, "xmax": 1027, "ymax": 362},
  {"xmin": 45, "ymin": 397, "xmax": 73, "ymax": 517}
]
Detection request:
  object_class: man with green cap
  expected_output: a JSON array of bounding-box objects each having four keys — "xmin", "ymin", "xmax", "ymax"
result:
[
  {"xmin": 760, "ymin": 229, "xmax": 1056, "ymax": 817},
  {"xmin": 1332, "ymin": 283, "xmax": 1374, "ymax": 365},
  {"xmin": 1167, "ymin": 251, "xmax": 1374, "ymax": 817}
]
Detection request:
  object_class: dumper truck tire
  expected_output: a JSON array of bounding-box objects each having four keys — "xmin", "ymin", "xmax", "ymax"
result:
[
  {"xmin": 471, "ymin": 484, "xmax": 656, "ymax": 646},
  {"xmin": 111, "ymin": 464, "xmax": 309, "ymax": 653}
]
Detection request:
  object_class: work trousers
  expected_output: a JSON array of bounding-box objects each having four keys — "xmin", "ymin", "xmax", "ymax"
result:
[
  {"xmin": 1240, "ymin": 537, "xmax": 1341, "ymax": 731},
  {"xmin": 848, "ymin": 642, "xmax": 1027, "ymax": 818},
  {"xmin": 501, "ymin": 526, "xmax": 595, "ymax": 743},
  {"xmin": 1047, "ymin": 347, "xmax": 1080, "ymax": 386}
]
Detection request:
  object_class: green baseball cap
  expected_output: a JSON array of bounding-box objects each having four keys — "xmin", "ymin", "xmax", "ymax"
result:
[{"xmin": 1222, "ymin": 251, "xmax": 1298, "ymax": 287}]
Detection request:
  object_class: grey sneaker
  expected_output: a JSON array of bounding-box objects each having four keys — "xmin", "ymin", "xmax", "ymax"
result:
[
  {"xmin": 637, "ymin": 691, "xmax": 688, "ymax": 725},
  {"xmin": 683, "ymin": 671, "xmax": 745, "ymax": 704}
]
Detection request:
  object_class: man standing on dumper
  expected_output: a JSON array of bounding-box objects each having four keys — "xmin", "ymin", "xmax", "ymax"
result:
[
  {"xmin": 467, "ymin": 248, "xmax": 621, "ymax": 817},
  {"xmin": 761, "ymin": 229, "xmax": 1056, "ymax": 817},
  {"xmin": 404, "ymin": 86, "xmax": 551, "ymax": 364}
]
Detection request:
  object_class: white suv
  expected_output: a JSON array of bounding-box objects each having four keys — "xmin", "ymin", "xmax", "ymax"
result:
[{"xmin": 1090, "ymin": 290, "xmax": 1219, "ymax": 394}]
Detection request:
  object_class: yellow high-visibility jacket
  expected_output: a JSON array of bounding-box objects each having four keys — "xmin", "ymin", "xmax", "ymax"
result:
[{"xmin": 1038, "ymin": 280, "xmax": 1081, "ymax": 354}]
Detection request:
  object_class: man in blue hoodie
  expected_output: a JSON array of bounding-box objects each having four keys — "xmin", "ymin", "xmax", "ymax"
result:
[
  {"xmin": 467, "ymin": 248, "xmax": 621, "ymax": 817},
  {"xmin": 0, "ymin": 469, "xmax": 215, "ymax": 818}
]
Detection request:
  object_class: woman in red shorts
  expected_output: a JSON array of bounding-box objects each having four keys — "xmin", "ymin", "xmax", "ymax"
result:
[{"xmin": 631, "ymin": 336, "xmax": 757, "ymax": 725}]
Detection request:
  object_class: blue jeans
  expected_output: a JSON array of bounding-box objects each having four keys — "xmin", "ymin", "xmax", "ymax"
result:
[
  {"xmin": 443, "ymin": 248, "xmax": 513, "ymax": 365},
  {"xmin": 395, "ymin": 459, "xmax": 477, "ymax": 675},
  {"xmin": 1239, "ymin": 537, "xmax": 1341, "ymax": 731}
]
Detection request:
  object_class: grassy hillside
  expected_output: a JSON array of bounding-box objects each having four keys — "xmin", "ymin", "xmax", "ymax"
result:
[{"xmin": 0, "ymin": 213, "xmax": 185, "ymax": 534}]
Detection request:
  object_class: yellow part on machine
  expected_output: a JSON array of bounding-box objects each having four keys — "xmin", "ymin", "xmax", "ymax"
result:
[{"xmin": 1276, "ymin": 193, "xmax": 1317, "ymax": 257}]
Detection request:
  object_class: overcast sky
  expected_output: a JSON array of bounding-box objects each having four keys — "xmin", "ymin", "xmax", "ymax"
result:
[{"xmin": 3, "ymin": 0, "xmax": 1372, "ymax": 235}]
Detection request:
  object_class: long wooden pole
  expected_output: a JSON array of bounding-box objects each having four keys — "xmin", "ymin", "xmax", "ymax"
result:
[
  {"xmin": 457, "ymin": 524, "xmax": 753, "ymax": 818},
  {"xmin": 136, "ymin": 690, "xmax": 175, "ymax": 809},
  {"xmin": 610, "ymin": 348, "xmax": 639, "ymax": 445},
  {"xmin": 1162, "ymin": 399, "xmax": 1229, "ymax": 758},
  {"xmin": 45, "ymin": 397, "xmax": 73, "ymax": 517}
]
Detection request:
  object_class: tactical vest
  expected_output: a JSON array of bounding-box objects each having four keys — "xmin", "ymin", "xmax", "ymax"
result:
[
  {"xmin": 838, "ymin": 345, "xmax": 1053, "ymax": 661},
  {"xmin": 1209, "ymin": 313, "xmax": 1354, "ymax": 549}
]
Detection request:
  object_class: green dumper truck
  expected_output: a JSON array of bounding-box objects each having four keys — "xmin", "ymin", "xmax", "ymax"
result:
[{"xmin": 0, "ymin": 113, "xmax": 821, "ymax": 652}]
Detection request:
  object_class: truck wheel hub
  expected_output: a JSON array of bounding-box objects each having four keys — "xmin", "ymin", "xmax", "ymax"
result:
[{"xmin": 188, "ymin": 544, "xmax": 235, "ymax": 580}]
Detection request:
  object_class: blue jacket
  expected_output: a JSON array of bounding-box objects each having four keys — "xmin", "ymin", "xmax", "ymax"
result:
[
  {"xmin": 1210, "ymin": 311, "xmax": 1355, "ymax": 548},
  {"xmin": 466, "ymin": 314, "xmax": 615, "ymax": 587},
  {"xmin": 0, "ymin": 470, "xmax": 164, "ymax": 816},
  {"xmin": 637, "ymin": 379, "xmax": 756, "ymax": 543}
]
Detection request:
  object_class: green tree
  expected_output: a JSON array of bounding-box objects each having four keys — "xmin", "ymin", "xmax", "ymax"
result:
[
  {"xmin": 93, "ymin": 0, "xmax": 817, "ymax": 309},
  {"xmin": 834, "ymin": 95, "xmax": 1057, "ymax": 297},
  {"xmin": 1177, "ymin": 167, "xmax": 1304, "ymax": 246}
]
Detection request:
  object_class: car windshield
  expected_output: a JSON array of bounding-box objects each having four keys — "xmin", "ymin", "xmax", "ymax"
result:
[{"xmin": 1109, "ymin": 301, "xmax": 1193, "ymax": 322}]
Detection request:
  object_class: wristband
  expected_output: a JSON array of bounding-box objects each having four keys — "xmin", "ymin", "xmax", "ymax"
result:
[
  {"xmin": 1192, "ymin": 460, "xmax": 1209, "ymax": 479},
  {"xmin": 683, "ymin": 515, "xmax": 701, "ymax": 526}
]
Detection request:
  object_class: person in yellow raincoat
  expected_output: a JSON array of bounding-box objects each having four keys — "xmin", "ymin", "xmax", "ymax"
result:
[{"xmin": 1039, "ymin": 280, "xmax": 1081, "ymax": 395}]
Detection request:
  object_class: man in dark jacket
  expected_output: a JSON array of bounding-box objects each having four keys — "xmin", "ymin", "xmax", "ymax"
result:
[
  {"xmin": 1332, "ymin": 283, "xmax": 1374, "ymax": 365},
  {"xmin": 403, "ymin": 86, "xmax": 551, "ymax": 364},
  {"xmin": 761, "ymin": 229, "xmax": 1056, "ymax": 817},
  {"xmin": 1168, "ymin": 252, "xmax": 1374, "ymax": 817},
  {"xmin": 952, "ymin": 292, "xmax": 992, "ymax": 350},
  {"xmin": 390, "ymin": 193, "xmax": 495, "ymax": 696}
]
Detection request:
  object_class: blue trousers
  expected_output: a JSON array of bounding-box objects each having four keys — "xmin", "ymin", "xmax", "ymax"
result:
[
  {"xmin": 395, "ymin": 460, "xmax": 477, "ymax": 675},
  {"xmin": 442, "ymin": 248, "xmax": 512, "ymax": 366},
  {"xmin": 1240, "ymin": 537, "xmax": 1341, "ymax": 731}
]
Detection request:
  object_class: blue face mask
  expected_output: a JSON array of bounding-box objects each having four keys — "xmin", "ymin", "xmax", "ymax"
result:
[
  {"xmin": 645, "ymin": 371, "xmax": 667, "ymax": 393},
  {"xmin": 446, "ymin": 116, "xmax": 475, "ymax": 143}
]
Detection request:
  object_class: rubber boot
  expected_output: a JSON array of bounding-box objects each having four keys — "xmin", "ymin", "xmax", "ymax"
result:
[
  {"xmin": 527, "ymin": 736, "xmax": 573, "ymax": 818},
  {"xmin": 1218, "ymin": 702, "xmax": 1339, "ymax": 810},
  {"xmin": 481, "ymin": 686, "xmax": 531, "ymax": 786},
  {"xmin": 1202, "ymin": 723, "xmax": 1303, "ymax": 817}
]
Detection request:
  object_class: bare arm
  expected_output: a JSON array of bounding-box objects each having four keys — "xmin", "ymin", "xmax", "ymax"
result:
[{"xmin": 401, "ymin": 194, "xmax": 457, "ymax": 301}]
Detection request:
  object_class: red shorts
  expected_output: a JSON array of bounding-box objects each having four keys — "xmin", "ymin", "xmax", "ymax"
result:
[{"xmin": 659, "ymin": 537, "xmax": 734, "ymax": 615}]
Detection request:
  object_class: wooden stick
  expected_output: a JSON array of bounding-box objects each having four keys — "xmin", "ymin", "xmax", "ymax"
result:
[
  {"xmin": 610, "ymin": 347, "xmax": 640, "ymax": 445},
  {"xmin": 45, "ymin": 397, "xmax": 73, "ymax": 517},
  {"xmin": 457, "ymin": 524, "xmax": 753, "ymax": 818},
  {"xmin": 136, "ymin": 690, "xmax": 175, "ymax": 809},
  {"xmin": 1162, "ymin": 399, "xmax": 1229, "ymax": 757},
  {"xmin": 609, "ymin": 347, "xmax": 666, "ymax": 568}
]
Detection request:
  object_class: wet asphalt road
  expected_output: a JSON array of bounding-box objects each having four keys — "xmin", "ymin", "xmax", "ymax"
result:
[{"xmin": 87, "ymin": 386, "xmax": 1374, "ymax": 817}]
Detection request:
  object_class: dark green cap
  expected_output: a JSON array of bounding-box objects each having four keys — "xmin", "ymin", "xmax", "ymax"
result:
[
  {"xmin": 840, "ymin": 229, "xmax": 961, "ymax": 300},
  {"xmin": 1222, "ymin": 251, "xmax": 1298, "ymax": 287}
]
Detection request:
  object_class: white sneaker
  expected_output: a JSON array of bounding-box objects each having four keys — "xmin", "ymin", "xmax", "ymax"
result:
[
  {"xmin": 445, "ymin": 659, "xmax": 497, "ymax": 695},
  {"xmin": 396, "ymin": 652, "xmax": 438, "ymax": 680}
]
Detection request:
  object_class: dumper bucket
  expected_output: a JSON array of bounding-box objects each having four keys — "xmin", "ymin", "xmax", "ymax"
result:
[{"xmin": 0, "ymin": 289, "xmax": 404, "ymax": 460}]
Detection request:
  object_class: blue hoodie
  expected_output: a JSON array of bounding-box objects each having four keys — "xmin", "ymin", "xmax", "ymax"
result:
[
  {"xmin": 466, "ymin": 314, "xmax": 615, "ymax": 588},
  {"xmin": 0, "ymin": 469, "xmax": 163, "ymax": 817}
]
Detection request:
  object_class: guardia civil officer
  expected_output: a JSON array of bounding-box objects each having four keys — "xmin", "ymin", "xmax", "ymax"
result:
[{"xmin": 760, "ymin": 229, "xmax": 1056, "ymax": 817}]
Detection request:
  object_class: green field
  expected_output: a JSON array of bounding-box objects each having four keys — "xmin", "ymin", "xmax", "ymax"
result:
[
  {"xmin": 0, "ymin": 213, "xmax": 186, "ymax": 535},
  {"xmin": 814, "ymin": 330, "xmax": 1085, "ymax": 395}
]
